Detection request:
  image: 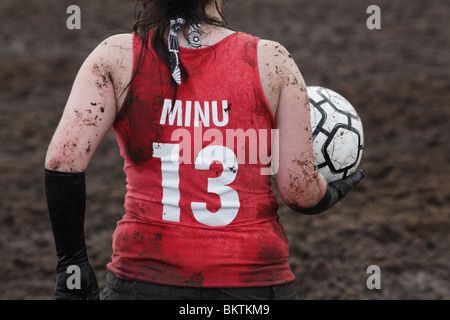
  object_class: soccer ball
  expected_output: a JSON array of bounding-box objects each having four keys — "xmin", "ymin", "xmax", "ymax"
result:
[{"xmin": 307, "ymin": 86, "xmax": 364, "ymax": 183}]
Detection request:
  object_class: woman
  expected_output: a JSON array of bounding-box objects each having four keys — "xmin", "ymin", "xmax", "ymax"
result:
[{"xmin": 45, "ymin": 0, "xmax": 364, "ymax": 300}]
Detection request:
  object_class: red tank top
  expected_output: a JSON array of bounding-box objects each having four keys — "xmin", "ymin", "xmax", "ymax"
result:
[{"xmin": 108, "ymin": 31, "xmax": 295, "ymax": 287}]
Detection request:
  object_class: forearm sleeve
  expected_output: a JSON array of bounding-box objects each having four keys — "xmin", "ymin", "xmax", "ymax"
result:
[{"xmin": 44, "ymin": 169, "xmax": 87, "ymax": 271}]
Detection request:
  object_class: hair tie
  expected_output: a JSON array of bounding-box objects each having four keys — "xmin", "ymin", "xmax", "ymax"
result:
[{"xmin": 168, "ymin": 17, "xmax": 185, "ymax": 85}]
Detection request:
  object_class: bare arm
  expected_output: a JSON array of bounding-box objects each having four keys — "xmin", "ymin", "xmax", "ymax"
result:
[
  {"xmin": 45, "ymin": 34, "xmax": 132, "ymax": 172},
  {"xmin": 44, "ymin": 34, "xmax": 132, "ymax": 299},
  {"xmin": 258, "ymin": 40, "xmax": 327, "ymax": 211}
]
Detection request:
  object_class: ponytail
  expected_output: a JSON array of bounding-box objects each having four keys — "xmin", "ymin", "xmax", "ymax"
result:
[{"xmin": 130, "ymin": 0, "xmax": 230, "ymax": 100}]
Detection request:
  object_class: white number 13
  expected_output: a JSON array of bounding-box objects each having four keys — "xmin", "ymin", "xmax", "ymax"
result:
[{"xmin": 153, "ymin": 143, "xmax": 240, "ymax": 227}]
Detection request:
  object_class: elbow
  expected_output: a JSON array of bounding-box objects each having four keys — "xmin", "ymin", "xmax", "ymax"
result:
[
  {"xmin": 45, "ymin": 153, "xmax": 68, "ymax": 172},
  {"xmin": 45, "ymin": 150, "xmax": 61, "ymax": 171},
  {"xmin": 278, "ymin": 174, "xmax": 328, "ymax": 213},
  {"xmin": 282, "ymin": 193, "xmax": 323, "ymax": 213},
  {"xmin": 45, "ymin": 148, "xmax": 86, "ymax": 173}
]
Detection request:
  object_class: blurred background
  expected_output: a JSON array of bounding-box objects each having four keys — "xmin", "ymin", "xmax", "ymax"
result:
[{"xmin": 0, "ymin": 0, "xmax": 448, "ymax": 299}]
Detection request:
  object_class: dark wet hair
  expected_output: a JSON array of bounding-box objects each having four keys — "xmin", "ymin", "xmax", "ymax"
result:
[{"xmin": 130, "ymin": 0, "xmax": 230, "ymax": 99}]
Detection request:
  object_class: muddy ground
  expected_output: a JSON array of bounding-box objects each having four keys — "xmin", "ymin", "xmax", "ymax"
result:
[{"xmin": 0, "ymin": 0, "xmax": 448, "ymax": 299}]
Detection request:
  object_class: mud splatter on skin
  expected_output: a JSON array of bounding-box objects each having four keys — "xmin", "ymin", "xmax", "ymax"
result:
[
  {"xmin": 262, "ymin": 41, "xmax": 304, "ymax": 114},
  {"xmin": 299, "ymin": 81, "xmax": 307, "ymax": 92},
  {"xmin": 92, "ymin": 64, "xmax": 108, "ymax": 89},
  {"xmin": 91, "ymin": 63, "xmax": 116, "ymax": 99},
  {"xmin": 94, "ymin": 77, "xmax": 108, "ymax": 90},
  {"xmin": 74, "ymin": 108, "xmax": 102, "ymax": 127},
  {"xmin": 272, "ymin": 45, "xmax": 302, "ymax": 90},
  {"xmin": 47, "ymin": 102, "xmax": 103, "ymax": 171},
  {"xmin": 284, "ymin": 157, "xmax": 321, "ymax": 209},
  {"xmin": 47, "ymin": 136, "xmax": 81, "ymax": 172},
  {"xmin": 289, "ymin": 77, "xmax": 299, "ymax": 86},
  {"xmin": 47, "ymin": 159, "xmax": 61, "ymax": 171},
  {"xmin": 292, "ymin": 158, "xmax": 319, "ymax": 183}
]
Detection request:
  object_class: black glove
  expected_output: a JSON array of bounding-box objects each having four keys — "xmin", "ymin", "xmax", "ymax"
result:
[
  {"xmin": 45, "ymin": 169, "xmax": 100, "ymax": 300},
  {"xmin": 300, "ymin": 169, "xmax": 366, "ymax": 215},
  {"xmin": 54, "ymin": 249, "xmax": 99, "ymax": 300}
]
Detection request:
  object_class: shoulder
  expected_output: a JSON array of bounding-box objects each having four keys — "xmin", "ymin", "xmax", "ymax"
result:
[
  {"xmin": 82, "ymin": 34, "xmax": 134, "ymax": 83},
  {"xmin": 97, "ymin": 33, "xmax": 134, "ymax": 49},
  {"xmin": 90, "ymin": 33, "xmax": 134, "ymax": 63},
  {"xmin": 75, "ymin": 33, "xmax": 134, "ymax": 82},
  {"xmin": 86, "ymin": 33, "xmax": 134, "ymax": 107},
  {"xmin": 258, "ymin": 39, "xmax": 289, "ymax": 55},
  {"xmin": 258, "ymin": 39, "xmax": 305, "ymax": 94},
  {"xmin": 258, "ymin": 39, "xmax": 296, "ymax": 77},
  {"xmin": 258, "ymin": 39, "xmax": 298, "ymax": 82},
  {"xmin": 258, "ymin": 39, "xmax": 291, "ymax": 58}
]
